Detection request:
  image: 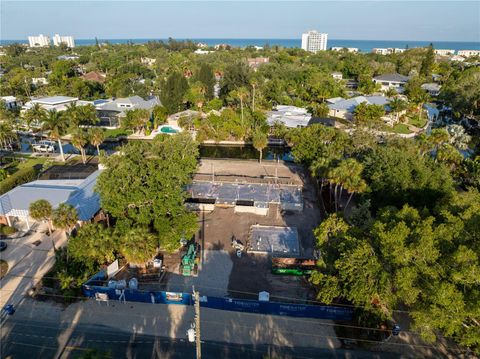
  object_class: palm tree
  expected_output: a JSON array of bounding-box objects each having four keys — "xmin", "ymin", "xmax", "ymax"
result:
[
  {"xmin": 29, "ymin": 199, "xmax": 54, "ymax": 236},
  {"xmin": 71, "ymin": 129, "xmax": 88, "ymax": 164},
  {"xmin": 231, "ymin": 87, "xmax": 249, "ymax": 127},
  {"xmin": 252, "ymin": 130, "xmax": 268, "ymax": 163},
  {"xmin": 327, "ymin": 159, "xmax": 367, "ymax": 213},
  {"xmin": 23, "ymin": 103, "xmax": 46, "ymax": 130},
  {"xmin": 0, "ymin": 121, "xmax": 17, "ymax": 150},
  {"xmin": 65, "ymin": 102, "xmax": 81, "ymax": 129},
  {"xmin": 89, "ymin": 128, "xmax": 105, "ymax": 155},
  {"xmin": 342, "ymin": 160, "xmax": 368, "ymax": 211},
  {"xmin": 52, "ymin": 203, "xmax": 78, "ymax": 238},
  {"xmin": 388, "ymin": 98, "xmax": 407, "ymax": 123},
  {"xmin": 78, "ymin": 104, "xmax": 99, "ymax": 126},
  {"xmin": 42, "ymin": 110, "xmax": 68, "ymax": 162},
  {"xmin": 120, "ymin": 226, "xmax": 157, "ymax": 266},
  {"xmin": 384, "ymin": 87, "xmax": 397, "ymax": 98}
]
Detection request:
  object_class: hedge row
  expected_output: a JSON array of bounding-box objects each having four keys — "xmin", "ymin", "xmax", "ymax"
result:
[{"xmin": 0, "ymin": 166, "xmax": 39, "ymax": 195}]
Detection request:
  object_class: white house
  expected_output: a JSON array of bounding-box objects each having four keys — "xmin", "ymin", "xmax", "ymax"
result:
[
  {"xmin": 95, "ymin": 96, "xmax": 160, "ymax": 128},
  {"xmin": 1, "ymin": 96, "xmax": 22, "ymax": 110},
  {"xmin": 301, "ymin": 31, "xmax": 328, "ymax": 53},
  {"xmin": 327, "ymin": 95, "xmax": 391, "ymax": 121},
  {"xmin": 331, "ymin": 47, "xmax": 358, "ymax": 53},
  {"xmin": 28, "ymin": 34, "xmax": 50, "ymax": 47},
  {"xmin": 372, "ymin": 48, "xmax": 405, "ymax": 55},
  {"xmin": 194, "ymin": 49, "xmax": 212, "ymax": 55},
  {"xmin": 267, "ymin": 105, "xmax": 312, "ymax": 128},
  {"xmin": 53, "ymin": 34, "xmax": 75, "ymax": 48},
  {"xmin": 373, "ymin": 73, "xmax": 410, "ymax": 93},
  {"xmin": 32, "ymin": 77, "xmax": 49, "ymax": 86},
  {"xmin": 458, "ymin": 50, "xmax": 480, "ymax": 57},
  {"xmin": 141, "ymin": 57, "xmax": 156, "ymax": 66},
  {"xmin": 331, "ymin": 72, "xmax": 343, "ymax": 80},
  {"xmin": 421, "ymin": 83, "xmax": 442, "ymax": 96},
  {"xmin": 22, "ymin": 96, "xmax": 89, "ymax": 113},
  {"xmin": 434, "ymin": 49, "xmax": 455, "ymax": 56}
]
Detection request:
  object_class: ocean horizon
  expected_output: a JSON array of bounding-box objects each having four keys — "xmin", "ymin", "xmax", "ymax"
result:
[{"xmin": 1, "ymin": 38, "xmax": 479, "ymax": 52}]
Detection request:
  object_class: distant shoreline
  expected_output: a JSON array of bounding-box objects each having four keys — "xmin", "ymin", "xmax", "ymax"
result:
[{"xmin": 2, "ymin": 38, "xmax": 479, "ymax": 52}]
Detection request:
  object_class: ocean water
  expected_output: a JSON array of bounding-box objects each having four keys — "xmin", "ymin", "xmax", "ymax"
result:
[{"xmin": 1, "ymin": 38, "xmax": 479, "ymax": 52}]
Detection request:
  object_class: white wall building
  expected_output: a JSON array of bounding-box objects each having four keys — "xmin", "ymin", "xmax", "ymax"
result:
[
  {"xmin": 53, "ymin": 34, "xmax": 75, "ymax": 48},
  {"xmin": 1, "ymin": 96, "xmax": 22, "ymax": 110},
  {"xmin": 28, "ymin": 34, "xmax": 50, "ymax": 47},
  {"xmin": 267, "ymin": 105, "xmax": 312, "ymax": 128},
  {"xmin": 331, "ymin": 47, "xmax": 358, "ymax": 53},
  {"xmin": 373, "ymin": 48, "xmax": 405, "ymax": 55},
  {"xmin": 434, "ymin": 49, "xmax": 455, "ymax": 56},
  {"xmin": 22, "ymin": 96, "xmax": 88, "ymax": 113},
  {"xmin": 301, "ymin": 31, "xmax": 328, "ymax": 53},
  {"xmin": 458, "ymin": 50, "xmax": 480, "ymax": 57}
]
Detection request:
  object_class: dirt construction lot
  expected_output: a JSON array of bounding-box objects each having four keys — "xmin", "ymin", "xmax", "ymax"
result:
[{"xmin": 189, "ymin": 160, "xmax": 322, "ymax": 302}]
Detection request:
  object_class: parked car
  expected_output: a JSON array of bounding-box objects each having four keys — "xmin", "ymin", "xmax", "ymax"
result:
[
  {"xmin": 0, "ymin": 241, "xmax": 7, "ymax": 251},
  {"xmin": 32, "ymin": 140, "xmax": 56, "ymax": 153}
]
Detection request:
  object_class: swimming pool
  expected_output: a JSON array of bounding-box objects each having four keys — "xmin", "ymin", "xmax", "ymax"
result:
[{"xmin": 159, "ymin": 126, "xmax": 180, "ymax": 134}]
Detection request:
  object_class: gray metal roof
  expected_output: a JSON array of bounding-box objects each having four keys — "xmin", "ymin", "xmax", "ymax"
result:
[
  {"xmin": 328, "ymin": 96, "xmax": 390, "ymax": 112},
  {"xmin": 96, "ymin": 96, "xmax": 160, "ymax": 113},
  {"xmin": 373, "ymin": 73, "xmax": 410, "ymax": 83},
  {"xmin": 31, "ymin": 96, "xmax": 78, "ymax": 105},
  {"xmin": 0, "ymin": 170, "xmax": 102, "ymax": 221}
]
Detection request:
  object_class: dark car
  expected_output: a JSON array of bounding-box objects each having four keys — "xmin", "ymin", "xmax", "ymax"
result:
[{"xmin": 0, "ymin": 241, "xmax": 7, "ymax": 251}]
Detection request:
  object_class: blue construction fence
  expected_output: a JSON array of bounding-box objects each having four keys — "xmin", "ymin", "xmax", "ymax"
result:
[{"xmin": 82, "ymin": 270, "xmax": 353, "ymax": 321}]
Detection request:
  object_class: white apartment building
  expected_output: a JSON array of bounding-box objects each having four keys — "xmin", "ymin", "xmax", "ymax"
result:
[
  {"xmin": 434, "ymin": 49, "xmax": 455, "ymax": 56},
  {"xmin": 28, "ymin": 34, "xmax": 50, "ymax": 47},
  {"xmin": 331, "ymin": 47, "xmax": 359, "ymax": 53},
  {"xmin": 53, "ymin": 34, "xmax": 75, "ymax": 48},
  {"xmin": 458, "ymin": 50, "xmax": 480, "ymax": 57},
  {"xmin": 373, "ymin": 48, "xmax": 405, "ymax": 55},
  {"xmin": 301, "ymin": 31, "xmax": 328, "ymax": 53}
]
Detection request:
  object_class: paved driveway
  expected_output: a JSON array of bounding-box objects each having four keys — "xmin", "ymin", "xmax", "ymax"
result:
[{"xmin": 0, "ymin": 230, "xmax": 67, "ymax": 308}]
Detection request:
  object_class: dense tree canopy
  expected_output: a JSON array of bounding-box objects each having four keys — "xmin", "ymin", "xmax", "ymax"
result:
[{"xmin": 96, "ymin": 133, "xmax": 199, "ymax": 252}]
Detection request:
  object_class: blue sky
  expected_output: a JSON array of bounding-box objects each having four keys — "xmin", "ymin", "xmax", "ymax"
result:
[{"xmin": 1, "ymin": 1, "xmax": 479, "ymax": 41}]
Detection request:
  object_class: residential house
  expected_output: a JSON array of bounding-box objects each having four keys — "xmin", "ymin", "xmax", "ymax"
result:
[
  {"xmin": 141, "ymin": 57, "xmax": 156, "ymax": 66},
  {"xmin": 247, "ymin": 57, "xmax": 269, "ymax": 70},
  {"xmin": 434, "ymin": 49, "xmax": 455, "ymax": 56},
  {"xmin": 327, "ymin": 95, "xmax": 390, "ymax": 121},
  {"xmin": 22, "ymin": 96, "xmax": 89, "ymax": 113},
  {"xmin": 331, "ymin": 47, "xmax": 358, "ymax": 53},
  {"xmin": 31, "ymin": 77, "xmax": 49, "ymax": 86},
  {"xmin": 194, "ymin": 49, "xmax": 212, "ymax": 55},
  {"xmin": 458, "ymin": 50, "xmax": 480, "ymax": 57},
  {"xmin": 1, "ymin": 96, "xmax": 22, "ymax": 110},
  {"xmin": 331, "ymin": 72, "xmax": 343, "ymax": 80},
  {"xmin": 94, "ymin": 95, "xmax": 160, "ymax": 128},
  {"xmin": 81, "ymin": 71, "xmax": 107, "ymax": 84},
  {"xmin": 267, "ymin": 105, "xmax": 312, "ymax": 128},
  {"xmin": 373, "ymin": 73, "xmax": 410, "ymax": 93},
  {"xmin": 57, "ymin": 54, "xmax": 80, "ymax": 61},
  {"xmin": 0, "ymin": 169, "xmax": 101, "ymax": 230},
  {"xmin": 372, "ymin": 48, "xmax": 405, "ymax": 55},
  {"xmin": 421, "ymin": 83, "xmax": 442, "ymax": 96}
]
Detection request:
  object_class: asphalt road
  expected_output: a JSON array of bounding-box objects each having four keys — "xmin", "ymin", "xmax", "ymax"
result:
[{"xmin": 0, "ymin": 318, "xmax": 403, "ymax": 359}]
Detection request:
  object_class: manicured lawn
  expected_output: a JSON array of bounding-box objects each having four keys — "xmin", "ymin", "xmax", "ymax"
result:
[
  {"xmin": 103, "ymin": 128, "xmax": 131, "ymax": 138},
  {"xmin": 391, "ymin": 124, "xmax": 412, "ymax": 134},
  {"xmin": 408, "ymin": 115, "xmax": 427, "ymax": 128}
]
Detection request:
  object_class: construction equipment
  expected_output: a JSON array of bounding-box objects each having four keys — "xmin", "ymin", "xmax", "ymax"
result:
[
  {"xmin": 182, "ymin": 244, "xmax": 198, "ymax": 276},
  {"xmin": 271, "ymin": 257, "xmax": 316, "ymax": 276}
]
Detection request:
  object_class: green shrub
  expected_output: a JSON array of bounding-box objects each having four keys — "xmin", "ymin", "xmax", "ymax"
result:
[
  {"xmin": 0, "ymin": 225, "xmax": 16, "ymax": 235},
  {"xmin": 0, "ymin": 166, "xmax": 39, "ymax": 195}
]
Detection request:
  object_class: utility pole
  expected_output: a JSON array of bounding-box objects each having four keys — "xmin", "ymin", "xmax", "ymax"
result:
[{"xmin": 193, "ymin": 286, "xmax": 202, "ymax": 359}]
